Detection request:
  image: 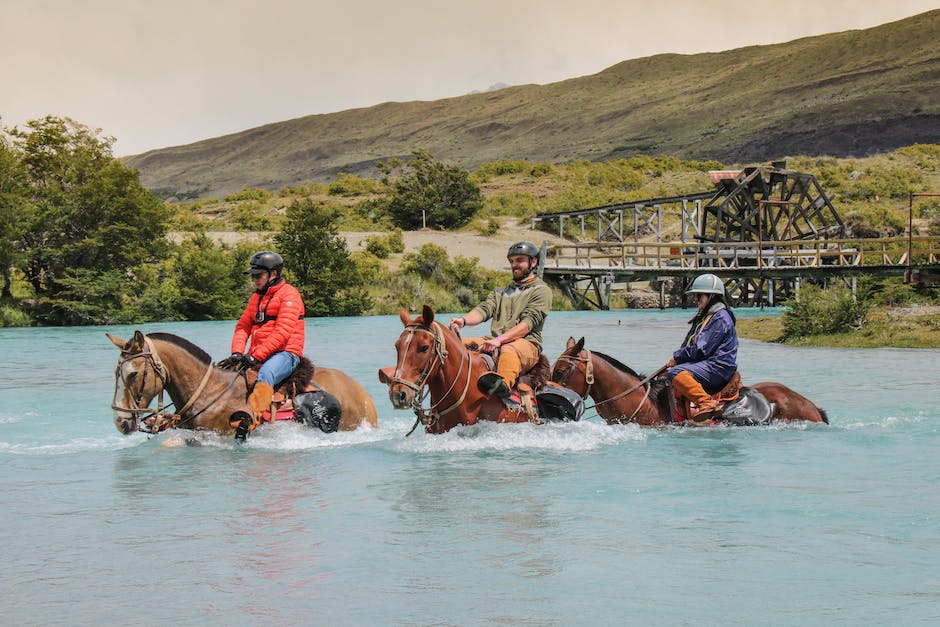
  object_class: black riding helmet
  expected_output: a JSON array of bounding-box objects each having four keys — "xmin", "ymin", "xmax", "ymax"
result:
[
  {"xmin": 507, "ymin": 241, "xmax": 539, "ymax": 259},
  {"xmin": 246, "ymin": 251, "xmax": 284, "ymax": 276}
]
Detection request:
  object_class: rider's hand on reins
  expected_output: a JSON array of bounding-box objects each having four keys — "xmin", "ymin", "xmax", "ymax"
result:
[
  {"xmin": 217, "ymin": 352, "xmax": 243, "ymax": 370},
  {"xmin": 448, "ymin": 317, "xmax": 465, "ymax": 335}
]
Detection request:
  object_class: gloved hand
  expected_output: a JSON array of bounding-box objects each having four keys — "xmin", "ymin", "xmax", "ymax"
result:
[
  {"xmin": 241, "ymin": 354, "xmax": 260, "ymax": 369},
  {"xmin": 217, "ymin": 352, "xmax": 243, "ymax": 370}
]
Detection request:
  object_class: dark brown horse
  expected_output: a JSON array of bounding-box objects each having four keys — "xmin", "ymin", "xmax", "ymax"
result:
[
  {"xmin": 108, "ymin": 330, "xmax": 378, "ymax": 436},
  {"xmin": 379, "ymin": 305, "xmax": 546, "ymax": 434},
  {"xmin": 551, "ymin": 337, "xmax": 828, "ymax": 426}
]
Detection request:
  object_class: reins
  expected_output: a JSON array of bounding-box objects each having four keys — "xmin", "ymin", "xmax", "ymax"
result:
[{"xmin": 558, "ymin": 349, "xmax": 665, "ymax": 422}]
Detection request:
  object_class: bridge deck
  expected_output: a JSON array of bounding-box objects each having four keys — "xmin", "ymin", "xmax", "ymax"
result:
[{"xmin": 543, "ymin": 236, "xmax": 940, "ymax": 280}]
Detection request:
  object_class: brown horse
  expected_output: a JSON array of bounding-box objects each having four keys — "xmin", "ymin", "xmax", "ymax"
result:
[
  {"xmin": 551, "ymin": 337, "xmax": 828, "ymax": 426},
  {"xmin": 108, "ymin": 330, "xmax": 377, "ymax": 437},
  {"xmin": 379, "ymin": 305, "xmax": 547, "ymax": 434}
]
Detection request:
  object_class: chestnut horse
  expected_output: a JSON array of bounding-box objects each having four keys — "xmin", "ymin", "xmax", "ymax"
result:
[
  {"xmin": 551, "ymin": 337, "xmax": 828, "ymax": 426},
  {"xmin": 108, "ymin": 330, "xmax": 377, "ymax": 437},
  {"xmin": 380, "ymin": 305, "xmax": 544, "ymax": 434}
]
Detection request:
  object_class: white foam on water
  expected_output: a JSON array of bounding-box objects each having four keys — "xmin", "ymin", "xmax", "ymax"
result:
[
  {"xmin": 0, "ymin": 433, "xmax": 147, "ymax": 455},
  {"xmin": 839, "ymin": 411, "xmax": 931, "ymax": 430},
  {"xmin": 392, "ymin": 418, "xmax": 646, "ymax": 454}
]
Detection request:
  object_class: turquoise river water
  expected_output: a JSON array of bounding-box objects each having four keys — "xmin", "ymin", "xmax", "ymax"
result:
[{"xmin": 1, "ymin": 309, "xmax": 938, "ymax": 625}]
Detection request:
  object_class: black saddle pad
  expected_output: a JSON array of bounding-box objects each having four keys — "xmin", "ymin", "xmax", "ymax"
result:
[
  {"xmin": 535, "ymin": 386, "xmax": 585, "ymax": 422},
  {"xmin": 720, "ymin": 387, "xmax": 774, "ymax": 426},
  {"xmin": 293, "ymin": 389, "xmax": 342, "ymax": 433}
]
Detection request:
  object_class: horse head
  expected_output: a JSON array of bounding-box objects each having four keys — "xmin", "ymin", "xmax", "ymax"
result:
[
  {"xmin": 380, "ymin": 304, "xmax": 484, "ymax": 434},
  {"xmin": 382, "ymin": 305, "xmax": 448, "ymax": 411},
  {"xmin": 107, "ymin": 330, "xmax": 168, "ymax": 434},
  {"xmin": 551, "ymin": 337, "xmax": 591, "ymax": 398}
]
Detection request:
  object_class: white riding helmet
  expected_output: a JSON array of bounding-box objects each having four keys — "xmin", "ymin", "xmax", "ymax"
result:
[{"xmin": 686, "ymin": 273, "xmax": 725, "ymax": 295}]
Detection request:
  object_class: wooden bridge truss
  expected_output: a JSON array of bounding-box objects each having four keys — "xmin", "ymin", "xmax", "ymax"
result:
[{"xmin": 531, "ymin": 163, "xmax": 870, "ymax": 307}]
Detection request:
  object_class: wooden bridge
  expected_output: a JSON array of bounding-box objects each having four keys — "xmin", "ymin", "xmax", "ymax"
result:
[
  {"xmin": 529, "ymin": 165, "xmax": 939, "ymax": 309},
  {"xmin": 538, "ymin": 236, "xmax": 940, "ymax": 309}
]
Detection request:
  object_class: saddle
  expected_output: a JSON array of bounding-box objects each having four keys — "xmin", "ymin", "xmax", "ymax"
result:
[
  {"xmin": 244, "ymin": 357, "xmax": 342, "ymax": 432},
  {"xmin": 670, "ymin": 372, "xmax": 742, "ymax": 424},
  {"xmin": 477, "ymin": 351, "xmax": 554, "ymax": 423},
  {"xmin": 668, "ymin": 372, "xmax": 774, "ymax": 426}
]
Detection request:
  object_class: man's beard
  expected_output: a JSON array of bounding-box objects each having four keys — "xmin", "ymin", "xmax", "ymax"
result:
[{"xmin": 512, "ymin": 266, "xmax": 533, "ymax": 282}]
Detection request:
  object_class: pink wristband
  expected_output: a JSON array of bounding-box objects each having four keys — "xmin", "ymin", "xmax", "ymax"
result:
[{"xmin": 495, "ymin": 336, "xmax": 503, "ymax": 346}]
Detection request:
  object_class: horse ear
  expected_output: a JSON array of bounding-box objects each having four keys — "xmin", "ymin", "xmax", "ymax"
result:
[
  {"xmin": 399, "ymin": 308, "xmax": 411, "ymax": 325},
  {"xmin": 131, "ymin": 330, "xmax": 146, "ymax": 350},
  {"xmin": 576, "ymin": 337, "xmax": 585, "ymax": 352},
  {"xmin": 422, "ymin": 304, "xmax": 434, "ymax": 325},
  {"xmin": 106, "ymin": 332, "xmax": 126, "ymax": 349}
]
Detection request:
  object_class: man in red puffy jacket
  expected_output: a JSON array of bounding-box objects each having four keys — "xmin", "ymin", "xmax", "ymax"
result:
[{"xmin": 219, "ymin": 251, "xmax": 305, "ymax": 433}]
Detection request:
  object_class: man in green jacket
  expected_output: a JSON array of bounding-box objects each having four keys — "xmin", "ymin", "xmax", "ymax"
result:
[{"xmin": 449, "ymin": 241, "xmax": 552, "ymax": 399}]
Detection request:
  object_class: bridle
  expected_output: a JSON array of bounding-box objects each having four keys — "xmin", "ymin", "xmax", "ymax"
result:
[
  {"xmin": 391, "ymin": 321, "xmax": 472, "ymax": 434},
  {"xmin": 553, "ymin": 348, "xmax": 663, "ymax": 421},
  {"xmin": 112, "ymin": 336, "xmax": 218, "ymax": 432},
  {"xmin": 552, "ymin": 349, "xmax": 594, "ymax": 400},
  {"xmin": 112, "ymin": 337, "xmax": 170, "ymax": 424}
]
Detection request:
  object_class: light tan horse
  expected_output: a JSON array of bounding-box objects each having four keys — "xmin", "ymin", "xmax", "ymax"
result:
[
  {"xmin": 551, "ymin": 336, "xmax": 828, "ymax": 426},
  {"xmin": 108, "ymin": 330, "xmax": 377, "ymax": 437}
]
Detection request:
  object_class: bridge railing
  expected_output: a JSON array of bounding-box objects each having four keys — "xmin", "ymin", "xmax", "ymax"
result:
[{"xmin": 545, "ymin": 237, "xmax": 940, "ymax": 270}]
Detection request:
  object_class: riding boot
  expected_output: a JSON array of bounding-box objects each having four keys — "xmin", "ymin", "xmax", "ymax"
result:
[
  {"xmin": 672, "ymin": 370, "xmax": 718, "ymax": 420},
  {"xmin": 249, "ymin": 381, "xmax": 275, "ymax": 420},
  {"xmin": 477, "ymin": 372, "xmax": 511, "ymax": 399}
]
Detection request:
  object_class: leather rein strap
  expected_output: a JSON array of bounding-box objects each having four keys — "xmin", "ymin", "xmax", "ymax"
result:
[{"xmin": 566, "ymin": 350, "xmax": 666, "ymax": 421}]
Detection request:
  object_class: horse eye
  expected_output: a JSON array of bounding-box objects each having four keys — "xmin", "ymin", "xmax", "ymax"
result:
[
  {"xmin": 417, "ymin": 344, "xmax": 430, "ymax": 353},
  {"xmin": 126, "ymin": 371, "xmax": 138, "ymax": 381}
]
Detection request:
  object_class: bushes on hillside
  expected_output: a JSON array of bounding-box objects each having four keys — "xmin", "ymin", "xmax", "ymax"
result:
[{"xmin": 380, "ymin": 150, "xmax": 483, "ymax": 230}]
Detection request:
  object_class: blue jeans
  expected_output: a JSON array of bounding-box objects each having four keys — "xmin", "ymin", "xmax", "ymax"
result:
[{"xmin": 257, "ymin": 351, "xmax": 300, "ymax": 387}]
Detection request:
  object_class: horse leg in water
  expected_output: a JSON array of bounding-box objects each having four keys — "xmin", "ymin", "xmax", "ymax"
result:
[{"xmin": 752, "ymin": 382, "xmax": 828, "ymax": 424}]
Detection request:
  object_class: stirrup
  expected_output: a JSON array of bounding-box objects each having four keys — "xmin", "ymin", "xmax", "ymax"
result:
[
  {"xmin": 231, "ymin": 411, "xmax": 254, "ymax": 441},
  {"xmin": 690, "ymin": 404, "xmax": 720, "ymax": 423}
]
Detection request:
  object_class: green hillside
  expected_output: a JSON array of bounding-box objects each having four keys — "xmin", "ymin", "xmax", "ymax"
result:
[{"xmin": 124, "ymin": 10, "xmax": 940, "ymax": 200}]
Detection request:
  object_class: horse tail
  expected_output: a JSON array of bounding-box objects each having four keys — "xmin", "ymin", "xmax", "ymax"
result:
[{"xmin": 818, "ymin": 407, "xmax": 829, "ymax": 424}]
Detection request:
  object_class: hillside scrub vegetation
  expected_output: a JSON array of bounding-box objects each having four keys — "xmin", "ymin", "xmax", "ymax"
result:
[{"xmin": 1, "ymin": 115, "xmax": 939, "ymax": 342}]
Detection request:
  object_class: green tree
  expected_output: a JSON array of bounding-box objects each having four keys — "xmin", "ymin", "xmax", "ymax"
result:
[
  {"xmin": 171, "ymin": 235, "xmax": 246, "ymax": 320},
  {"xmin": 275, "ymin": 199, "xmax": 372, "ymax": 316},
  {"xmin": 0, "ymin": 133, "xmax": 30, "ymax": 299},
  {"xmin": 382, "ymin": 150, "xmax": 483, "ymax": 230},
  {"xmin": 8, "ymin": 116, "xmax": 172, "ymax": 324}
]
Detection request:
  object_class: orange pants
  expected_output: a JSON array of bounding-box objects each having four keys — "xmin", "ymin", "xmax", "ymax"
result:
[
  {"xmin": 672, "ymin": 370, "xmax": 718, "ymax": 412},
  {"xmin": 463, "ymin": 337, "xmax": 539, "ymax": 388}
]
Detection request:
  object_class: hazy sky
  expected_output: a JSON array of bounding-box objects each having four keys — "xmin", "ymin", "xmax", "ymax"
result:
[{"xmin": 3, "ymin": 0, "xmax": 937, "ymax": 156}]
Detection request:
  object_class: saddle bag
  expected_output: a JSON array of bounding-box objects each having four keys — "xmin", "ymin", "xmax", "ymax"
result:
[
  {"xmin": 535, "ymin": 385, "xmax": 585, "ymax": 422},
  {"xmin": 293, "ymin": 389, "xmax": 342, "ymax": 433}
]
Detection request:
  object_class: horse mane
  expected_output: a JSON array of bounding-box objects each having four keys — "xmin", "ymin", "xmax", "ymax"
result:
[
  {"xmin": 592, "ymin": 351, "xmax": 645, "ymax": 380},
  {"xmin": 592, "ymin": 350, "xmax": 675, "ymax": 419},
  {"xmin": 147, "ymin": 332, "xmax": 212, "ymax": 364}
]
